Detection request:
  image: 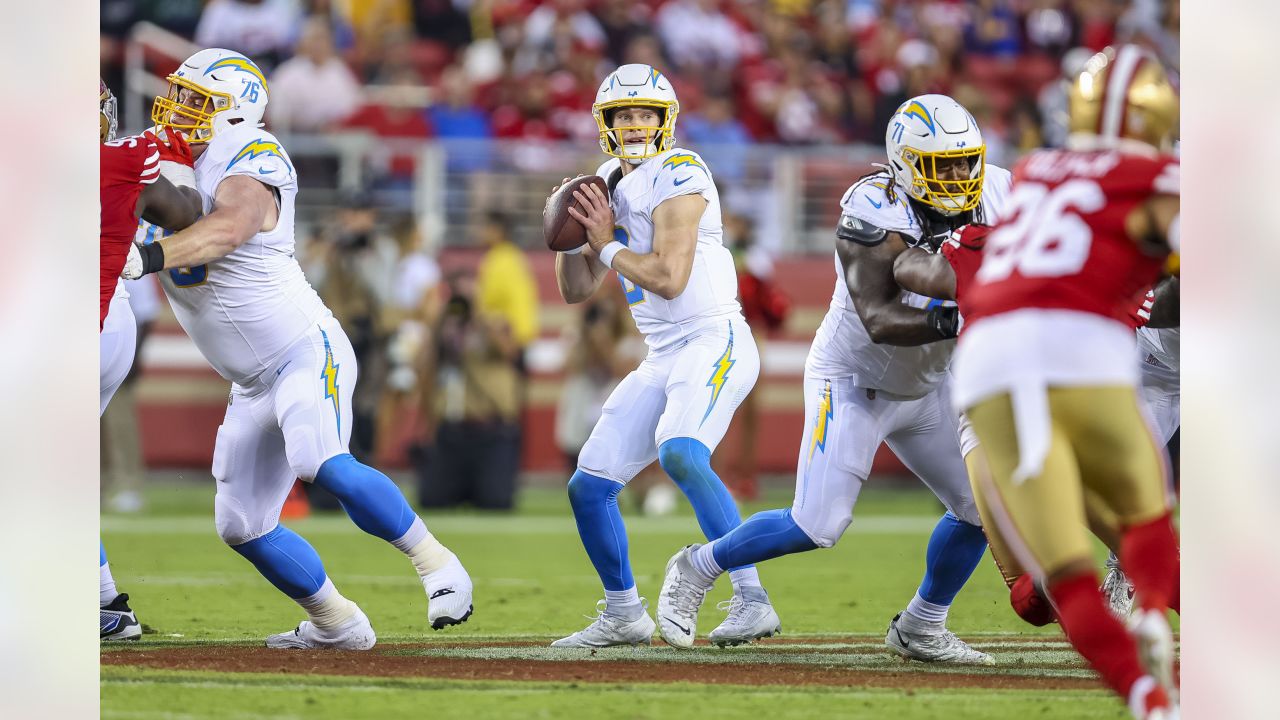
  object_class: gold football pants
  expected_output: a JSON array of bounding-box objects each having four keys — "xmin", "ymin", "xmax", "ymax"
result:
[{"xmin": 965, "ymin": 386, "xmax": 1171, "ymax": 580}]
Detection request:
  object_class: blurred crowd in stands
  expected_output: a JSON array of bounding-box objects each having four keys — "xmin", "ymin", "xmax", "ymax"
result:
[{"xmin": 102, "ymin": 0, "xmax": 1179, "ymax": 162}]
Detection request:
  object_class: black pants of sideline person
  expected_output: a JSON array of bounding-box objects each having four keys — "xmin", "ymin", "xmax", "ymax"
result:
[{"xmin": 415, "ymin": 421, "xmax": 520, "ymax": 510}]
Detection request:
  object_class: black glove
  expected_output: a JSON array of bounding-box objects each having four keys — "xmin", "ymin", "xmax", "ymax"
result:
[{"xmin": 926, "ymin": 305, "xmax": 961, "ymax": 339}]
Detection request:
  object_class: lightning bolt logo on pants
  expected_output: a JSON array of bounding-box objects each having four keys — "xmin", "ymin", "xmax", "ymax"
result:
[
  {"xmin": 808, "ymin": 381, "xmax": 834, "ymax": 463},
  {"xmin": 319, "ymin": 328, "xmax": 341, "ymax": 435},
  {"xmin": 700, "ymin": 324, "xmax": 736, "ymax": 426}
]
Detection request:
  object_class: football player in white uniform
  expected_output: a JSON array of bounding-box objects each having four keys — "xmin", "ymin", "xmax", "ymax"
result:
[
  {"xmin": 549, "ymin": 64, "xmax": 776, "ymax": 649},
  {"xmin": 661, "ymin": 95, "xmax": 1010, "ymax": 664},
  {"xmin": 124, "ymin": 49, "xmax": 473, "ymax": 649}
]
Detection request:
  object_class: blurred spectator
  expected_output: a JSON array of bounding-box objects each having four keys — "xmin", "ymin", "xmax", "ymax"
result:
[
  {"xmin": 377, "ymin": 217, "xmax": 443, "ymax": 462},
  {"xmin": 514, "ymin": 0, "xmax": 606, "ymax": 75},
  {"xmin": 475, "ymin": 210, "xmax": 540, "ymax": 352},
  {"xmin": 417, "ymin": 271, "xmax": 522, "ymax": 510},
  {"xmin": 1024, "ymin": 0, "xmax": 1077, "ymax": 57},
  {"xmin": 343, "ymin": 68, "xmax": 433, "ymax": 193},
  {"xmin": 269, "ymin": 16, "xmax": 363, "ymax": 133},
  {"xmin": 595, "ymin": 0, "xmax": 654, "ymax": 64},
  {"xmin": 655, "ymin": 0, "xmax": 742, "ymax": 74},
  {"xmin": 194, "ymin": 0, "xmax": 301, "ymax": 72},
  {"xmin": 1037, "ymin": 45, "xmax": 1094, "ymax": 148},
  {"xmin": 100, "ymin": 276, "xmax": 164, "ymax": 514},
  {"xmin": 410, "ymin": 0, "xmax": 473, "ymax": 49},
  {"xmin": 296, "ymin": 0, "xmax": 357, "ymax": 52},
  {"xmin": 428, "ymin": 63, "xmax": 495, "ymax": 172},
  {"xmin": 965, "ymin": 0, "xmax": 1023, "ymax": 58},
  {"xmin": 681, "ymin": 93, "xmax": 751, "ymax": 180},
  {"xmin": 309, "ymin": 195, "xmax": 400, "ymax": 463}
]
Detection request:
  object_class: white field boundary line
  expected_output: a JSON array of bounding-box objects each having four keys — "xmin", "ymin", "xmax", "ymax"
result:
[{"xmin": 102, "ymin": 515, "xmax": 939, "ymax": 536}]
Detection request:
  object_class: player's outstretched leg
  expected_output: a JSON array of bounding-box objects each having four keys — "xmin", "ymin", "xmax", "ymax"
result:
[
  {"xmin": 659, "ymin": 508, "xmax": 817, "ymax": 648},
  {"xmin": 314, "ymin": 453, "xmax": 473, "ymax": 630},
  {"xmin": 553, "ymin": 470, "xmax": 656, "ymax": 648},
  {"xmin": 228, "ymin": 525, "xmax": 376, "ymax": 649},
  {"xmin": 886, "ymin": 511, "xmax": 993, "ymax": 665},
  {"xmin": 99, "ymin": 542, "xmax": 141, "ymax": 641},
  {"xmin": 656, "ymin": 437, "xmax": 779, "ymax": 647}
]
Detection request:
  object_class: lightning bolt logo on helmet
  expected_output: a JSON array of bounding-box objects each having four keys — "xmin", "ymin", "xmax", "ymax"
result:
[{"xmin": 152, "ymin": 48, "xmax": 270, "ymax": 144}]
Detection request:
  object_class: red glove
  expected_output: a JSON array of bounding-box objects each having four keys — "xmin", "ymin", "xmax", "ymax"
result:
[{"xmin": 145, "ymin": 128, "xmax": 194, "ymax": 167}]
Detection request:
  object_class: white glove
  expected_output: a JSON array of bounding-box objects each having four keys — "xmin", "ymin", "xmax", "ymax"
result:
[{"xmin": 122, "ymin": 243, "xmax": 145, "ymax": 280}]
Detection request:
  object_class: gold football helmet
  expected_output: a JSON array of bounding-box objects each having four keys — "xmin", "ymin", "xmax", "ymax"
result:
[
  {"xmin": 1068, "ymin": 45, "xmax": 1178, "ymax": 151},
  {"xmin": 100, "ymin": 79, "xmax": 118, "ymax": 143}
]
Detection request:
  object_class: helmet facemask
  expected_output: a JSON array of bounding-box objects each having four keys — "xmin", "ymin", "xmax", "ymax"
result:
[
  {"xmin": 151, "ymin": 75, "xmax": 234, "ymax": 144},
  {"xmin": 898, "ymin": 145, "xmax": 986, "ymax": 215},
  {"xmin": 593, "ymin": 99, "xmax": 678, "ymax": 164}
]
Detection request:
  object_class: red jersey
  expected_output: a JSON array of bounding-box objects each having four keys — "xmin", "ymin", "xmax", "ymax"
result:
[
  {"xmin": 100, "ymin": 135, "xmax": 159, "ymax": 329},
  {"xmin": 964, "ymin": 148, "xmax": 1178, "ymax": 327}
]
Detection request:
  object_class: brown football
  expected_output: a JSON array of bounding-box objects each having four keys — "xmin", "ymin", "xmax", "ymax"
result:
[{"xmin": 544, "ymin": 175, "xmax": 609, "ymax": 252}]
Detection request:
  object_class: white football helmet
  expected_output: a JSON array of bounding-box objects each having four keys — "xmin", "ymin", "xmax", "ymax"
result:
[
  {"xmin": 885, "ymin": 94, "xmax": 985, "ymax": 215},
  {"xmin": 151, "ymin": 48, "xmax": 269, "ymax": 144},
  {"xmin": 592, "ymin": 64, "xmax": 680, "ymax": 164}
]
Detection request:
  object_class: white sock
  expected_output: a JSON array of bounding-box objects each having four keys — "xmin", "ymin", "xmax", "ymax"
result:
[
  {"xmin": 690, "ymin": 543, "xmax": 723, "ymax": 583},
  {"xmin": 603, "ymin": 587, "xmax": 642, "ymax": 618},
  {"xmin": 728, "ymin": 567, "xmax": 762, "ymax": 593},
  {"xmin": 296, "ymin": 578, "xmax": 358, "ymax": 631},
  {"xmin": 100, "ymin": 562, "xmax": 119, "ymax": 607},
  {"xmin": 904, "ymin": 592, "xmax": 950, "ymax": 628},
  {"xmin": 392, "ymin": 517, "xmax": 453, "ymax": 577}
]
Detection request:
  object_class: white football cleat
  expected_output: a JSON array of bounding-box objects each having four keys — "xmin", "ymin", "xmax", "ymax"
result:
[
  {"xmin": 551, "ymin": 600, "xmax": 656, "ymax": 648},
  {"xmin": 657, "ymin": 545, "xmax": 712, "ymax": 649},
  {"xmin": 423, "ymin": 552, "xmax": 474, "ymax": 630},
  {"xmin": 708, "ymin": 587, "xmax": 781, "ymax": 647},
  {"xmin": 1129, "ymin": 608, "xmax": 1177, "ymax": 699},
  {"xmin": 1102, "ymin": 553, "xmax": 1136, "ymax": 620},
  {"xmin": 100, "ymin": 593, "xmax": 142, "ymax": 641},
  {"xmin": 266, "ymin": 605, "xmax": 376, "ymax": 650},
  {"xmin": 1128, "ymin": 674, "xmax": 1179, "ymax": 720},
  {"xmin": 885, "ymin": 612, "xmax": 994, "ymax": 665}
]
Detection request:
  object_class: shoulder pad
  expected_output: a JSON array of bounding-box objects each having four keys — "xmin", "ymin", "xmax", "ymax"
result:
[
  {"xmin": 840, "ymin": 174, "xmax": 919, "ymax": 239},
  {"xmin": 836, "ymin": 213, "xmax": 888, "ymax": 246}
]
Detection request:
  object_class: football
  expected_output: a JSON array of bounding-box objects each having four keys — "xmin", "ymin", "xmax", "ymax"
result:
[{"xmin": 543, "ymin": 175, "xmax": 609, "ymax": 252}]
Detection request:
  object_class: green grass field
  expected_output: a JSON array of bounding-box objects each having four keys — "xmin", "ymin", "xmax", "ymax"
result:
[{"xmin": 101, "ymin": 478, "xmax": 1139, "ymax": 719}]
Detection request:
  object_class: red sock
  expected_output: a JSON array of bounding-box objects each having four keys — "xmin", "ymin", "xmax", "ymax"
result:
[
  {"xmin": 1049, "ymin": 572, "xmax": 1146, "ymax": 700},
  {"xmin": 1121, "ymin": 513, "xmax": 1179, "ymax": 612}
]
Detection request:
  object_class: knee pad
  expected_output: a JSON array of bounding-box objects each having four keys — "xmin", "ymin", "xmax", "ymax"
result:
[
  {"xmin": 567, "ymin": 470, "xmax": 622, "ymax": 509},
  {"xmin": 214, "ymin": 491, "xmax": 273, "ymax": 547}
]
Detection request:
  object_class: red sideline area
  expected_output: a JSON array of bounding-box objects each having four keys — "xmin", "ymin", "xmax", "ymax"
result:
[{"xmin": 134, "ymin": 251, "xmax": 911, "ymax": 478}]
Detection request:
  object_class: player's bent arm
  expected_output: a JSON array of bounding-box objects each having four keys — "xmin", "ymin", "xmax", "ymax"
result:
[
  {"xmin": 1146, "ymin": 275, "xmax": 1179, "ymax": 328},
  {"xmin": 610, "ymin": 194, "xmax": 704, "ymax": 301},
  {"xmin": 152, "ymin": 176, "xmax": 275, "ymax": 271},
  {"xmin": 892, "ymin": 247, "xmax": 957, "ymax": 300},
  {"xmin": 555, "ymin": 249, "xmax": 609, "ymax": 304},
  {"xmin": 138, "ymin": 177, "xmax": 202, "ymax": 233},
  {"xmin": 837, "ymin": 232, "xmax": 956, "ymax": 345}
]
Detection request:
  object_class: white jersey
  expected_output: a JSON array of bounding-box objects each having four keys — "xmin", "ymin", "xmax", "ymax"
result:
[
  {"xmin": 153, "ymin": 123, "xmax": 330, "ymax": 386},
  {"xmin": 594, "ymin": 148, "xmax": 742, "ymax": 349},
  {"xmin": 1138, "ymin": 326, "xmax": 1179, "ymax": 389},
  {"xmin": 805, "ymin": 165, "xmax": 1012, "ymax": 397}
]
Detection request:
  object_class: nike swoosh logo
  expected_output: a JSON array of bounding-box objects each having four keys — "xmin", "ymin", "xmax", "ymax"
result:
[
  {"xmin": 673, "ymin": 176, "xmax": 691, "ymax": 186},
  {"xmin": 664, "ymin": 616, "xmax": 691, "ymax": 635},
  {"xmin": 274, "ymin": 361, "xmax": 293, "ymax": 377},
  {"xmin": 867, "ymin": 197, "xmax": 883, "ymax": 209},
  {"xmin": 895, "ymin": 627, "xmax": 909, "ymax": 649},
  {"xmin": 258, "ymin": 168, "xmax": 273, "ymax": 175},
  {"xmin": 430, "ymin": 588, "xmax": 456, "ymax": 599}
]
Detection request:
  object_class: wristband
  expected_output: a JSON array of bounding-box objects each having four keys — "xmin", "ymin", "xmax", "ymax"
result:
[
  {"xmin": 140, "ymin": 242, "xmax": 165, "ymax": 276},
  {"xmin": 560, "ymin": 244, "xmax": 584, "ymax": 255},
  {"xmin": 598, "ymin": 241, "xmax": 625, "ymax": 269}
]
